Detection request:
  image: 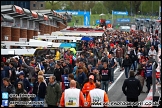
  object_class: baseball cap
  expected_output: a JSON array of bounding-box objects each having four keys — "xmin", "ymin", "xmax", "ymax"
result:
[
  {"xmin": 91, "ymin": 67, "xmax": 97, "ymax": 71},
  {"xmin": 89, "ymin": 75, "xmax": 94, "ymax": 80},
  {"xmin": 19, "ymin": 72, "xmax": 24, "ymax": 76}
]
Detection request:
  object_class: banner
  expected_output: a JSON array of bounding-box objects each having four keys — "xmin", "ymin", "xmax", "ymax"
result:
[
  {"xmin": 112, "ymin": 11, "xmax": 128, "ymax": 15},
  {"xmin": 55, "ymin": 10, "xmax": 90, "ymax": 15},
  {"xmin": 55, "ymin": 10, "xmax": 90, "ymax": 26},
  {"xmin": 84, "ymin": 14, "xmax": 90, "ymax": 26},
  {"xmin": 117, "ymin": 18, "xmax": 130, "ymax": 22},
  {"xmin": 106, "ymin": 20, "xmax": 111, "ymax": 24},
  {"xmin": 59, "ymin": 43, "xmax": 76, "ymax": 48},
  {"xmin": 96, "ymin": 20, "xmax": 100, "ymax": 24}
]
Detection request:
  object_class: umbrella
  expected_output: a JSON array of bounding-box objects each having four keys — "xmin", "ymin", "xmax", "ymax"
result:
[
  {"xmin": 99, "ymin": 13, "xmax": 105, "ymax": 16},
  {"xmin": 81, "ymin": 37, "xmax": 93, "ymax": 41}
]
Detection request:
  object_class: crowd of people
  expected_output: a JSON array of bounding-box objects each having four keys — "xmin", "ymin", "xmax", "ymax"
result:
[{"xmin": 1, "ymin": 29, "xmax": 161, "ymax": 107}]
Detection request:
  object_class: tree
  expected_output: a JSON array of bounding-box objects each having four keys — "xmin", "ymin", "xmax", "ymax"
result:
[
  {"xmin": 45, "ymin": 1, "xmax": 61, "ymax": 10},
  {"xmin": 132, "ymin": 1, "xmax": 141, "ymax": 14},
  {"xmin": 103, "ymin": 1, "xmax": 130, "ymax": 14},
  {"xmin": 84, "ymin": 1, "xmax": 96, "ymax": 11},
  {"xmin": 92, "ymin": 2, "xmax": 107, "ymax": 14},
  {"xmin": 140, "ymin": 1, "xmax": 160, "ymax": 16}
]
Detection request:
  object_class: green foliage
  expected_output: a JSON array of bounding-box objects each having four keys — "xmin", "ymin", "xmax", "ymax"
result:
[
  {"xmin": 45, "ymin": 1, "xmax": 61, "ymax": 10},
  {"xmin": 45, "ymin": 1, "xmax": 160, "ymax": 16},
  {"xmin": 91, "ymin": 2, "xmax": 107, "ymax": 14},
  {"xmin": 67, "ymin": 14, "xmax": 134, "ymax": 26},
  {"xmin": 140, "ymin": 1, "xmax": 160, "ymax": 15}
]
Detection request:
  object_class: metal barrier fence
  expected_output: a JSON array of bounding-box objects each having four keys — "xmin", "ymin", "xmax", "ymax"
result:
[{"xmin": 152, "ymin": 44, "xmax": 161, "ymax": 103}]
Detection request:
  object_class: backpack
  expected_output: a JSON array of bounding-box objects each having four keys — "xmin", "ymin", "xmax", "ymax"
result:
[{"xmin": 101, "ymin": 56, "xmax": 108, "ymax": 63}]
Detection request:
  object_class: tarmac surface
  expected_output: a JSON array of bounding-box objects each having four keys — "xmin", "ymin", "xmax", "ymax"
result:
[{"xmin": 107, "ymin": 67, "xmax": 148, "ymax": 107}]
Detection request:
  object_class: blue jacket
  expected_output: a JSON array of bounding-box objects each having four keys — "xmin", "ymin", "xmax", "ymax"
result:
[
  {"xmin": 76, "ymin": 72, "xmax": 87, "ymax": 85},
  {"xmin": 1, "ymin": 70, "xmax": 5, "ymax": 85},
  {"xmin": 145, "ymin": 65, "xmax": 152, "ymax": 77},
  {"xmin": 1, "ymin": 70, "xmax": 5, "ymax": 80},
  {"xmin": 62, "ymin": 74, "xmax": 70, "ymax": 91}
]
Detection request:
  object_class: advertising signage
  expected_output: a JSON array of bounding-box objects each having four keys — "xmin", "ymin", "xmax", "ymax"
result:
[
  {"xmin": 117, "ymin": 18, "xmax": 130, "ymax": 22},
  {"xmin": 112, "ymin": 11, "xmax": 128, "ymax": 16}
]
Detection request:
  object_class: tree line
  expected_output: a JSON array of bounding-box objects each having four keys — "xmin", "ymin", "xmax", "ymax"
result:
[{"xmin": 45, "ymin": 1, "xmax": 161, "ymax": 16}]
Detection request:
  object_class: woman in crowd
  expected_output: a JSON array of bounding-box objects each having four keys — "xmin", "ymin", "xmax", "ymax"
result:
[
  {"xmin": 33, "ymin": 75, "xmax": 46, "ymax": 107},
  {"xmin": 14, "ymin": 81, "xmax": 30, "ymax": 107}
]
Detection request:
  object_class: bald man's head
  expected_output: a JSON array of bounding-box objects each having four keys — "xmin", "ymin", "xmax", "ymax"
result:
[
  {"xmin": 70, "ymin": 80, "xmax": 76, "ymax": 88},
  {"xmin": 95, "ymin": 81, "xmax": 101, "ymax": 88}
]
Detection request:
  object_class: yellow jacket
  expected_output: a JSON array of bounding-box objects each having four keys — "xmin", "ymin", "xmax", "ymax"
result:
[{"xmin": 55, "ymin": 51, "xmax": 60, "ymax": 60}]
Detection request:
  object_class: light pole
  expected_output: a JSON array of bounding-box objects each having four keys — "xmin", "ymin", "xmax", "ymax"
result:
[
  {"xmin": 141, "ymin": 2, "xmax": 142, "ymax": 16},
  {"xmin": 131, "ymin": 1, "xmax": 132, "ymax": 17},
  {"xmin": 152, "ymin": 1, "xmax": 153, "ymax": 17},
  {"xmin": 112, "ymin": 10, "xmax": 113, "ymax": 26}
]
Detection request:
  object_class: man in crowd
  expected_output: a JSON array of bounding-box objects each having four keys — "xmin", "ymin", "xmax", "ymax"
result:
[
  {"xmin": 122, "ymin": 70, "xmax": 142, "ymax": 107},
  {"xmin": 45, "ymin": 75, "xmax": 62, "ymax": 107},
  {"xmin": 86, "ymin": 82, "xmax": 109, "ymax": 107},
  {"xmin": 60, "ymin": 80, "xmax": 85, "ymax": 107},
  {"xmin": 100, "ymin": 62, "xmax": 111, "ymax": 93},
  {"xmin": 82, "ymin": 75, "xmax": 96, "ymax": 99}
]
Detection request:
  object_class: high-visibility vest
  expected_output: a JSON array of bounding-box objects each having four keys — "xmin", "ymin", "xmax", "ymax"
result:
[
  {"xmin": 89, "ymin": 88, "xmax": 105, "ymax": 107},
  {"xmin": 64, "ymin": 88, "xmax": 80, "ymax": 107}
]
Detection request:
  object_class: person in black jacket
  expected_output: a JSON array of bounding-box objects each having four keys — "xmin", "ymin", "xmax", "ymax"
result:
[
  {"xmin": 99, "ymin": 62, "xmax": 111, "ymax": 93},
  {"xmin": 15, "ymin": 72, "xmax": 32, "ymax": 93},
  {"xmin": 122, "ymin": 70, "xmax": 142, "ymax": 107},
  {"xmin": 9, "ymin": 62, "xmax": 16, "ymax": 85},
  {"xmin": 33, "ymin": 75, "xmax": 46, "ymax": 107},
  {"xmin": 122, "ymin": 54, "xmax": 132, "ymax": 78},
  {"xmin": 129, "ymin": 47, "xmax": 138, "ymax": 72},
  {"xmin": 54, "ymin": 62, "xmax": 63, "ymax": 86},
  {"xmin": 1, "ymin": 77, "xmax": 15, "ymax": 102},
  {"xmin": 14, "ymin": 81, "xmax": 30, "ymax": 107}
]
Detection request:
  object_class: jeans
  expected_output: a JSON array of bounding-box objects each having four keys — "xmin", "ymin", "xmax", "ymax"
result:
[
  {"xmin": 33, "ymin": 96, "xmax": 44, "ymax": 107},
  {"xmin": 124, "ymin": 66, "xmax": 130, "ymax": 78},
  {"xmin": 146, "ymin": 77, "xmax": 152, "ymax": 92},
  {"xmin": 131, "ymin": 61, "xmax": 137, "ymax": 71},
  {"xmin": 116, "ymin": 58, "xmax": 122, "ymax": 67},
  {"xmin": 101, "ymin": 80, "xmax": 109, "ymax": 93},
  {"xmin": 110, "ymin": 68, "xmax": 115, "ymax": 82}
]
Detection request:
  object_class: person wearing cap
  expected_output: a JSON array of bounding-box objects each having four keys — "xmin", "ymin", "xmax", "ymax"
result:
[
  {"xmin": 86, "ymin": 82, "xmax": 109, "ymax": 107},
  {"xmin": 60, "ymin": 80, "xmax": 85, "ymax": 107},
  {"xmin": 14, "ymin": 72, "xmax": 32, "ymax": 94},
  {"xmin": 82, "ymin": 75, "xmax": 96, "ymax": 99},
  {"xmin": 122, "ymin": 70, "xmax": 142, "ymax": 107}
]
